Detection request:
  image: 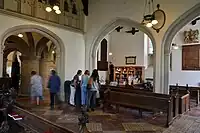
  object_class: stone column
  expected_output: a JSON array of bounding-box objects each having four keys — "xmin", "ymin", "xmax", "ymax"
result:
[
  {"xmin": 20, "ymin": 56, "xmax": 40, "ymax": 95},
  {"xmin": 55, "ymin": 53, "xmax": 65, "ymax": 101},
  {"xmin": 39, "ymin": 58, "xmax": 56, "ymax": 102}
]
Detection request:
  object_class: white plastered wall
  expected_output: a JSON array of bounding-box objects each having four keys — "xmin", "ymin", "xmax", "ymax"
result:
[
  {"xmin": 85, "ymin": 0, "xmax": 200, "ymax": 93},
  {"xmin": 0, "ymin": 13, "xmax": 85, "ymax": 100}
]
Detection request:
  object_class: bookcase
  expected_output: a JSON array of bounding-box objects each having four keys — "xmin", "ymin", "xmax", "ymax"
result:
[{"xmin": 114, "ymin": 66, "xmax": 144, "ymax": 83}]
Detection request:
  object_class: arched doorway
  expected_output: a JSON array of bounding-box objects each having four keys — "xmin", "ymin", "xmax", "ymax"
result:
[
  {"xmin": 0, "ymin": 25, "xmax": 65, "ymax": 101},
  {"xmin": 89, "ymin": 18, "xmax": 157, "ymax": 90},
  {"xmin": 162, "ymin": 3, "xmax": 200, "ymax": 93}
]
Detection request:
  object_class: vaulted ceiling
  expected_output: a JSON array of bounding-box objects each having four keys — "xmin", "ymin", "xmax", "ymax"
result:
[{"xmin": 4, "ymin": 32, "xmax": 56, "ymax": 58}]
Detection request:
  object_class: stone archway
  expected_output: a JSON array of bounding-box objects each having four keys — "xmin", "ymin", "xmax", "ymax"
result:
[
  {"xmin": 0, "ymin": 25, "xmax": 66, "ymax": 100},
  {"xmin": 89, "ymin": 17, "xmax": 157, "ymax": 89},
  {"xmin": 162, "ymin": 3, "xmax": 200, "ymax": 94}
]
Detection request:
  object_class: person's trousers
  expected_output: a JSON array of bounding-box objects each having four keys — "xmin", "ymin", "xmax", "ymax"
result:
[
  {"xmin": 81, "ymin": 86, "xmax": 87, "ymax": 105},
  {"xmin": 50, "ymin": 92, "xmax": 56, "ymax": 107},
  {"xmin": 70, "ymin": 85, "xmax": 75, "ymax": 105},
  {"xmin": 87, "ymin": 91, "xmax": 97, "ymax": 109},
  {"xmin": 75, "ymin": 87, "xmax": 81, "ymax": 107}
]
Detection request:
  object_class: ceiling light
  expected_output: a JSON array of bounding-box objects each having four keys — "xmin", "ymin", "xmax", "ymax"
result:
[
  {"xmin": 46, "ymin": 7, "xmax": 52, "ymax": 12},
  {"xmin": 146, "ymin": 23, "xmax": 153, "ymax": 28},
  {"xmin": 18, "ymin": 34, "xmax": 23, "ymax": 38},
  {"xmin": 55, "ymin": 9, "xmax": 61, "ymax": 14},
  {"xmin": 173, "ymin": 46, "xmax": 178, "ymax": 50},
  {"xmin": 151, "ymin": 19, "xmax": 158, "ymax": 25},
  {"xmin": 53, "ymin": 5, "xmax": 59, "ymax": 10},
  {"xmin": 109, "ymin": 52, "xmax": 112, "ymax": 56},
  {"xmin": 52, "ymin": 51, "xmax": 55, "ymax": 54},
  {"xmin": 142, "ymin": 1, "xmax": 166, "ymax": 33}
]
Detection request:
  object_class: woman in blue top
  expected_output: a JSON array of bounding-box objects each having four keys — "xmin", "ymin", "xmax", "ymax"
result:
[{"xmin": 81, "ymin": 70, "xmax": 90, "ymax": 106}]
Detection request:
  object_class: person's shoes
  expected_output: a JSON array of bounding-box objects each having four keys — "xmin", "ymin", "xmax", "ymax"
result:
[
  {"xmin": 87, "ymin": 109, "xmax": 90, "ymax": 112},
  {"xmin": 91, "ymin": 108, "xmax": 95, "ymax": 112},
  {"xmin": 50, "ymin": 106, "xmax": 54, "ymax": 110}
]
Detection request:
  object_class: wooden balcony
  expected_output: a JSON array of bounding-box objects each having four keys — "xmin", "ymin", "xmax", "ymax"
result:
[{"xmin": 0, "ymin": 0, "xmax": 85, "ymax": 33}]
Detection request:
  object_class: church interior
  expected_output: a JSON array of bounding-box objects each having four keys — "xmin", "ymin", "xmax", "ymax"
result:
[{"xmin": 0, "ymin": 0, "xmax": 200, "ymax": 133}]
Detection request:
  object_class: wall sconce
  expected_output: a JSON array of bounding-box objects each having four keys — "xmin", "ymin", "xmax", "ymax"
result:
[
  {"xmin": 172, "ymin": 43, "xmax": 178, "ymax": 50},
  {"xmin": 18, "ymin": 34, "xmax": 23, "ymax": 38}
]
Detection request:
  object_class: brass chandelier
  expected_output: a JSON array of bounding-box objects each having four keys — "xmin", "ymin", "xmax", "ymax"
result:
[{"xmin": 142, "ymin": 0, "xmax": 166, "ymax": 33}]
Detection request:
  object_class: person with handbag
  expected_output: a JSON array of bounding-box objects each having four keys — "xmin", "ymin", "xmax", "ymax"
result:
[
  {"xmin": 81, "ymin": 70, "xmax": 90, "ymax": 106},
  {"xmin": 87, "ymin": 69, "xmax": 99, "ymax": 111},
  {"xmin": 70, "ymin": 70, "xmax": 82, "ymax": 107}
]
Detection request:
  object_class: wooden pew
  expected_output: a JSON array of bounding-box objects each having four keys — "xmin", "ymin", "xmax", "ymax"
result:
[
  {"xmin": 101, "ymin": 84, "xmax": 152, "ymax": 90},
  {"xmin": 170, "ymin": 84, "xmax": 199, "ymax": 106},
  {"xmin": 0, "ymin": 78, "xmax": 12, "ymax": 90},
  {"xmin": 170, "ymin": 84, "xmax": 190, "ymax": 115},
  {"xmin": 101, "ymin": 85, "xmax": 179, "ymax": 118},
  {"xmin": 103, "ymin": 90, "xmax": 173, "ymax": 127}
]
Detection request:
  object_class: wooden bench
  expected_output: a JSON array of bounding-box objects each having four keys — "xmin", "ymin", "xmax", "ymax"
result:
[
  {"xmin": 170, "ymin": 84, "xmax": 200, "ymax": 106},
  {"xmin": 103, "ymin": 90, "xmax": 173, "ymax": 127},
  {"xmin": 101, "ymin": 85, "xmax": 180, "ymax": 118},
  {"xmin": 0, "ymin": 78, "xmax": 12, "ymax": 90}
]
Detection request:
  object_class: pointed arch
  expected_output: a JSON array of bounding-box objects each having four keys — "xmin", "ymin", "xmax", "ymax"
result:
[
  {"xmin": 162, "ymin": 2, "xmax": 200, "ymax": 93},
  {"xmin": 25, "ymin": 32, "xmax": 35, "ymax": 52},
  {"xmin": 36, "ymin": 37, "xmax": 50, "ymax": 56},
  {"xmin": 89, "ymin": 17, "xmax": 157, "ymax": 90},
  {"xmin": 0, "ymin": 24, "xmax": 65, "ymax": 100},
  {"xmin": 4, "ymin": 35, "xmax": 29, "ymax": 56}
]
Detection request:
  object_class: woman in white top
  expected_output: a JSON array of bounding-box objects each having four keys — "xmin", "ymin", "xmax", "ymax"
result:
[{"xmin": 30, "ymin": 71, "xmax": 43, "ymax": 105}]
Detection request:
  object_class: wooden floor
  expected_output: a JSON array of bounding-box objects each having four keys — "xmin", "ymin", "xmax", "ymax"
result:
[{"xmin": 16, "ymin": 98, "xmax": 200, "ymax": 133}]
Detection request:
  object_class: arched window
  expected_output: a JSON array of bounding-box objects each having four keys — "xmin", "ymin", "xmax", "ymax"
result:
[
  {"xmin": 148, "ymin": 37, "xmax": 153, "ymax": 55},
  {"xmin": 100, "ymin": 39, "xmax": 108, "ymax": 62}
]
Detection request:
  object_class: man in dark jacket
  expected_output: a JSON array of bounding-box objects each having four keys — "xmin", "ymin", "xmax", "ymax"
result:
[{"xmin": 47, "ymin": 70, "xmax": 61, "ymax": 110}]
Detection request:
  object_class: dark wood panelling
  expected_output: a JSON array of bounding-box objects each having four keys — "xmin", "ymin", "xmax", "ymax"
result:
[
  {"xmin": 182, "ymin": 45, "xmax": 200, "ymax": 70},
  {"xmin": 97, "ymin": 61, "xmax": 108, "ymax": 71}
]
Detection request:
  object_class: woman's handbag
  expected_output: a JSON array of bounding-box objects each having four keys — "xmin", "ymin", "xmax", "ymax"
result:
[
  {"xmin": 87, "ymin": 78, "xmax": 93, "ymax": 90},
  {"xmin": 87, "ymin": 83, "xmax": 92, "ymax": 90}
]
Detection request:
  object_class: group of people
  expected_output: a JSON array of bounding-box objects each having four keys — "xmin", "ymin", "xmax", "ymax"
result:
[
  {"xmin": 70, "ymin": 69, "xmax": 100, "ymax": 111},
  {"xmin": 30, "ymin": 68, "xmax": 100, "ymax": 111},
  {"xmin": 30, "ymin": 70, "xmax": 61, "ymax": 110}
]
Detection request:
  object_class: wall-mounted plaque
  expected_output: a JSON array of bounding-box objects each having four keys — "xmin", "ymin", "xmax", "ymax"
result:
[
  {"xmin": 125, "ymin": 56, "xmax": 136, "ymax": 65},
  {"xmin": 184, "ymin": 29, "xmax": 199, "ymax": 44}
]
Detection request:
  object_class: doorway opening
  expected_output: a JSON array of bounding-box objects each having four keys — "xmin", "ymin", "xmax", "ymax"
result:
[
  {"xmin": 2, "ymin": 32, "xmax": 58, "ymax": 104},
  {"xmin": 93, "ymin": 23, "xmax": 155, "ymax": 90},
  {"xmin": 162, "ymin": 3, "xmax": 200, "ymax": 93}
]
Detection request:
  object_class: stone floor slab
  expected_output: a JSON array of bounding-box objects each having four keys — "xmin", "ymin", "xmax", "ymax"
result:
[
  {"xmin": 103, "ymin": 131, "xmax": 126, "ymax": 133},
  {"xmin": 43, "ymin": 110, "xmax": 63, "ymax": 116},
  {"xmin": 88, "ymin": 110, "xmax": 114, "ymax": 116},
  {"xmin": 56, "ymin": 114, "xmax": 78, "ymax": 123},
  {"xmin": 122, "ymin": 123, "xmax": 162, "ymax": 132},
  {"xmin": 86, "ymin": 123, "xmax": 102, "ymax": 132}
]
